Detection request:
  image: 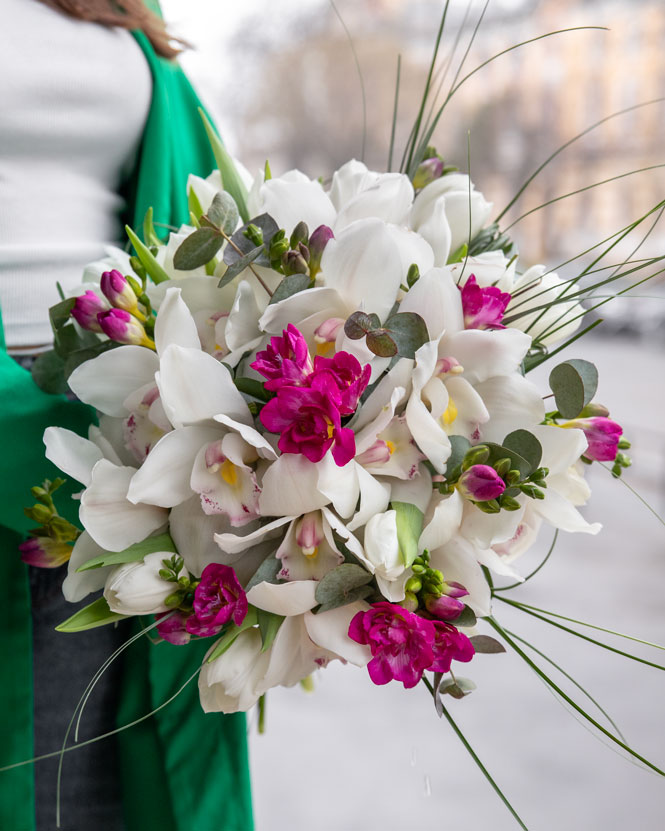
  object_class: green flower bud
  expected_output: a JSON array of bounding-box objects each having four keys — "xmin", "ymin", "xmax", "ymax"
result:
[
  {"xmin": 178, "ymin": 575, "xmax": 190, "ymax": 588},
  {"xmin": 126, "ymin": 275, "xmax": 143, "ymax": 298},
  {"xmin": 25, "ymin": 504, "xmax": 53, "ymax": 524},
  {"xmin": 505, "ymin": 469, "xmax": 521, "ymax": 485},
  {"xmin": 290, "ymin": 221, "xmax": 309, "ymax": 249},
  {"xmin": 159, "ymin": 569, "xmax": 175, "ymax": 581},
  {"xmin": 499, "ymin": 494, "xmax": 522, "ymax": 511},
  {"xmin": 401, "ymin": 591, "xmax": 419, "ymax": 612},
  {"xmin": 243, "ymin": 224, "xmax": 264, "ymax": 247},
  {"xmin": 405, "ymin": 576, "xmax": 423, "ymax": 594},
  {"xmin": 461, "ymin": 444, "xmax": 490, "ymax": 470},
  {"xmin": 618, "ymin": 438, "xmax": 631, "ymax": 450},
  {"xmin": 31, "ymin": 486, "xmax": 49, "ymax": 501},
  {"xmin": 616, "ymin": 452, "xmax": 631, "ymax": 468},
  {"xmin": 493, "ymin": 457, "xmax": 512, "ymax": 478},
  {"xmin": 406, "ymin": 263, "xmax": 420, "ymax": 288},
  {"xmin": 476, "ymin": 499, "xmax": 500, "ymax": 513},
  {"xmin": 164, "ymin": 591, "xmax": 184, "ymax": 608},
  {"xmin": 411, "ymin": 563, "xmax": 425, "ymax": 574}
]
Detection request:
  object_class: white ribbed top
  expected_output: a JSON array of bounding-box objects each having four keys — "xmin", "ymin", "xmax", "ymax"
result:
[{"xmin": 0, "ymin": 0, "xmax": 153, "ymax": 352}]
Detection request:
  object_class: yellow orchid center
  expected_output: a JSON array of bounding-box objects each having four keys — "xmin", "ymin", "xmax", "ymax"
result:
[
  {"xmin": 220, "ymin": 459, "xmax": 238, "ymax": 486},
  {"xmin": 441, "ymin": 397, "xmax": 458, "ymax": 427},
  {"xmin": 385, "ymin": 440, "xmax": 396, "ymax": 455},
  {"xmin": 301, "ymin": 545, "xmax": 319, "ymax": 559}
]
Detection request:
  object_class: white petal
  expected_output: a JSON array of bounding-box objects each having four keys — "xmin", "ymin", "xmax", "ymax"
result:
[
  {"xmin": 475, "ymin": 547, "xmax": 524, "ymax": 581},
  {"xmin": 531, "ymin": 424, "xmax": 588, "ymax": 474},
  {"xmin": 44, "ymin": 427, "xmax": 103, "ymax": 487},
  {"xmin": 399, "ymin": 268, "xmax": 464, "ymax": 340},
  {"xmin": 199, "ymin": 628, "xmax": 269, "ymax": 714},
  {"xmin": 127, "ymin": 425, "xmax": 219, "ymax": 507},
  {"xmin": 444, "ymin": 328, "xmax": 531, "ymax": 385},
  {"xmin": 304, "ymin": 603, "xmax": 370, "ymax": 666},
  {"xmin": 389, "ymin": 464, "xmax": 433, "ymax": 514},
  {"xmin": 316, "ymin": 455, "xmax": 359, "ymax": 518},
  {"xmin": 214, "ymin": 515, "xmax": 295, "ymax": 556},
  {"xmin": 534, "ymin": 490, "xmax": 602, "ymax": 535},
  {"xmin": 420, "ymin": 490, "xmax": 464, "ymax": 552},
  {"xmin": 154, "ymin": 287, "xmax": 201, "ymax": 355},
  {"xmin": 261, "ymin": 174, "xmax": 336, "ymax": 233},
  {"xmin": 68, "ymin": 346, "xmax": 159, "ymax": 417},
  {"xmin": 429, "ymin": 538, "xmax": 491, "ymax": 617},
  {"xmin": 225, "ymin": 281, "xmax": 262, "ymax": 351},
  {"xmin": 334, "ymin": 173, "xmax": 414, "ymax": 230},
  {"xmin": 157, "ymin": 344, "xmax": 251, "ymax": 427},
  {"xmin": 62, "ymin": 531, "xmax": 112, "ymax": 602},
  {"xmin": 461, "ymin": 500, "xmax": 526, "ymax": 549},
  {"xmin": 246, "ymin": 580, "xmax": 317, "ymax": 616},
  {"xmin": 259, "ymin": 287, "xmax": 346, "ymax": 335},
  {"xmin": 214, "ymin": 414, "xmax": 277, "ymax": 460},
  {"xmin": 259, "ymin": 454, "xmax": 330, "ymax": 517},
  {"xmin": 80, "ymin": 460, "xmax": 167, "ymax": 551},
  {"xmin": 347, "ymin": 465, "xmax": 391, "ymax": 532},
  {"xmin": 473, "ymin": 375, "xmax": 546, "ymax": 444},
  {"xmin": 412, "ymin": 194, "xmax": 452, "ymax": 266}
]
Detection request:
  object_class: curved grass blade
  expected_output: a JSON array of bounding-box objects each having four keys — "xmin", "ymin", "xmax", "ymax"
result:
[
  {"xmin": 387, "ymin": 55, "xmax": 401, "ymax": 172},
  {"xmin": 523, "ymin": 319, "xmax": 603, "ymax": 373},
  {"xmin": 599, "ymin": 463, "xmax": 665, "ymax": 529},
  {"xmin": 422, "ymin": 675, "xmax": 530, "ymax": 830},
  {"xmin": 505, "ymin": 628, "xmax": 627, "ymax": 742},
  {"xmin": 495, "ymin": 597, "xmax": 665, "ymax": 668},
  {"xmin": 496, "ymin": 98, "xmax": 665, "ymax": 222},
  {"xmin": 493, "ymin": 530, "xmax": 558, "ymax": 592},
  {"xmin": 488, "ymin": 618, "xmax": 665, "ymax": 776},
  {"xmin": 329, "ymin": 0, "xmax": 367, "ymax": 162}
]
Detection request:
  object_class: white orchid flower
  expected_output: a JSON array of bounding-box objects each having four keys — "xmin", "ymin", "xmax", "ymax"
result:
[
  {"xmin": 506, "ymin": 265, "xmax": 583, "ymax": 346},
  {"xmin": 199, "ymin": 628, "xmax": 271, "ymax": 713},
  {"xmin": 104, "ymin": 550, "xmax": 183, "ymax": 615},
  {"xmin": 273, "ymin": 510, "xmax": 345, "ymax": 581},
  {"xmin": 357, "ymin": 510, "xmax": 410, "ymax": 602}
]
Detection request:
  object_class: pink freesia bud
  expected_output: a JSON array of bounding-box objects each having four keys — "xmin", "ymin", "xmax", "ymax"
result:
[
  {"xmin": 424, "ymin": 593, "xmax": 466, "ymax": 621},
  {"xmin": 429, "ymin": 620, "xmax": 475, "ymax": 674},
  {"xmin": 412, "ymin": 157, "xmax": 444, "ymax": 190},
  {"xmin": 186, "ymin": 564, "xmax": 247, "ymax": 638},
  {"xmin": 250, "ymin": 324, "xmax": 314, "ymax": 391},
  {"xmin": 295, "ymin": 512, "xmax": 324, "ymax": 555},
  {"xmin": 71, "ymin": 290, "xmax": 109, "ymax": 332},
  {"xmin": 100, "ymin": 269, "xmax": 140, "ymax": 313},
  {"xmin": 348, "ymin": 602, "xmax": 436, "ymax": 689},
  {"xmin": 579, "ymin": 402, "xmax": 610, "ymax": 418},
  {"xmin": 443, "ymin": 580, "xmax": 468, "ymax": 598},
  {"xmin": 314, "ymin": 317, "xmax": 344, "ymax": 345},
  {"xmin": 312, "ymin": 351, "xmax": 371, "ymax": 415},
  {"xmin": 156, "ymin": 611, "xmax": 191, "ymax": 646},
  {"xmin": 97, "ymin": 308, "xmax": 154, "ymax": 347},
  {"xmin": 563, "ymin": 417, "xmax": 623, "ymax": 462},
  {"xmin": 458, "ymin": 464, "xmax": 506, "ymax": 502},
  {"xmin": 460, "ymin": 274, "xmax": 511, "ymax": 330},
  {"xmin": 19, "ymin": 536, "xmax": 71, "ymax": 568},
  {"xmin": 308, "ymin": 225, "xmax": 334, "ymax": 277}
]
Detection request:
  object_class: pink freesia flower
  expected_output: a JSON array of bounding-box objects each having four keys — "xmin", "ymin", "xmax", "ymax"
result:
[
  {"xmin": 429, "ymin": 620, "xmax": 475, "ymax": 673},
  {"xmin": 186, "ymin": 564, "xmax": 248, "ymax": 638},
  {"xmin": 71, "ymin": 290, "xmax": 109, "ymax": 332},
  {"xmin": 425, "ymin": 594, "xmax": 466, "ymax": 621},
  {"xmin": 100, "ymin": 269, "xmax": 140, "ymax": 314},
  {"xmin": 460, "ymin": 274, "xmax": 511, "ymax": 330},
  {"xmin": 564, "ymin": 417, "xmax": 623, "ymax": 462},
  {"xmin": 312, "ymin": 352, "xmax": 371, "ymax": 414},
  {"xmin": 348, "ymin": 602, "xmax": 436, "ymax": 688},
  {"xmin": 19, "ymin": 536, "xmax": 72, "ymax": 568},
  {"xmin": 157, "ymin": 611, "xmax": 191, "ymax": 646},
  {"xmin": 251, "ymin": 323, "xmax": 314, "ymax": 390},
  {"xmin": 458, "ymin": 464, "xmax": 506, "ymax": 502},
  {"xmin": 97, "ymin": 308, "xmax": 153, "ymax": 347},
  {"xmin": 259, "ymin": 376, "xmax": 356, "ymax": 466}
]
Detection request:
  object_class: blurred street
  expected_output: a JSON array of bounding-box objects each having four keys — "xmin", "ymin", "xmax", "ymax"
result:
[{"xmin": 249, "ymin": 334, "xmax": 665, "ymax": 831}]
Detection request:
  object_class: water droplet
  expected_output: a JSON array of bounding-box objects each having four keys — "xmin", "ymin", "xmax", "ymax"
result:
[
  {"xmin": 410, "ymin": 747, "xmax": 417, "ymax": 767},
  {"xmin": 424, "ymin": 774, "xmax": 432, "ymax": 797}
]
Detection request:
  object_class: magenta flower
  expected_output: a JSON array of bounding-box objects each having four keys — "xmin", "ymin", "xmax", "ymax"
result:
[
  {"xmin": 157, "ymin": 611, "xmax": 191, "ymax": 646},
  {"xmin": 259, "ymin": 377, "xmax": 356, "ymax": 466},
  {"xmin": 100, "ymin": 269, "xmax": 140, "ymax": 314},
  {"xmin": 312, "ymin": 352, "xmax": 371, "ymax": 415},
  {"xmin": 71, "ymin": 290, "xmax": 109, "ymax": 332},
  {"xmin": 185, "ymin": 564, "xmax": 247, "ymax": 638},
  {"xmin": 251, "ymin": 324, "xmax": 314, "ymax": 390},
  {"xmin": 564, "ymin": 416, "xmax": 623, "ymax": 462},
  {"xmin": 19, "ymin": 536, "xmax": 72, "ymax": 568},
  {"xmin": 97, "ymin": 308, "xmax": 153, "ymax": 347},
  {"xmin": 425, "ymin": 594, "xmax": 466, "ymax": 621},
  {"xmin": 460, "ymin": 275, "xmax": 511, "ymax": 330},
  {"xmin": 458, "ymin": 464, "xmax": 506, "ymax": 502},
  {"xmin": 348, "ymin": 602, "xmax": 436, "ymax": 688},
  {"xmin": 429, "ymin": 621, "xmax": 475, "ymax": 674}
]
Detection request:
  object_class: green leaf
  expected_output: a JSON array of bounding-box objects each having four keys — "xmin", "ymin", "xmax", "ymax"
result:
[
  {"xmin": 383, "ymin": 311, "xmax": 429, "ymax": 358},
  {"xmin": 125, "ymin": 226, "xmax": 171, "ymax": 285},
  {"xmin": 143, "ymin": 206, "xmax": 162, "ymax": 248},
  {"xmin": 218, "ymin": 245, "xmax": 264, "ymax": 288},
  {"xmin": 199, "ymin": 108, "xmax": 250, "ymax": 223},
  {"xmin": 438, "ymin": 675, "xmax": 477, "ymax": 698},
  {"xmin": 49, "ymin": 298, "xmax": 76, "ymax": 332},
  {"xmin": 484, "ymin": 442, "xmax": 532, "ymax": 479},
  {"xmin": 173, "ymin": 227, "xmax": 224, "ymax": 271},
  {"xmin": 234, "ymin": 377, "xmax": 271, "ymax": 401},
  {"xmin": 391, "ymin": 501, "xmax": 424, "ymax": 567},
  {"xmin": 76, "ymin": 532, "xmax": 177, "ymax": 572},
  {"xmin": 269, "ymin": 273, "xmax": 311, "ymax": 305},
  {"xmin": 344, "ymin": 311, "xmax": 380, "ymax": 339},
  {"xmin": 469, "ymin": 634, "xmax": 506, "ymax": 654},
  {"xmin": 365, "ymin": 330, "xmax": 397, "ymax": 357},
  {"xmin": 314, "ymin": 563, "xmax": 374, "ymax": 613},
  {"xmin": 223, "ymin": 214, "xmax": 279, "ymax": 265},
  {"xmin": 188, "ymin": 184, "xmax": 205, "ymax": 222},
  {"xmin": 53, "ymin": 322, "xmax": 100, "ymax": 359},
  {"xmin": 455, "ymin": 605, "xmax": 478, "ymax": 627},
  {"xmin": 257, "ymin": 609, "xmax": 285, "ymax": 653},
  {"xmin": 502, "ymin": 430, "xmax": 542, "ymax": 473},
  {"xmin": 246, "ymin": 553, "xmax": 282, "ymax": 591},
  {"xmin": 549, "ymin": 358, "xmax": 598, "ymax": 419},
  {"xmin": 445, "ymin": 435, "xmax": 472, "ymax": 479},
  {"xmin": 206, "ymin": 608, "xmax": 259, "ymax": 662},
  {"xmin": 56, "ymin": 597, "xmax": 128, "ymax": 633},
  {"xmin": 30, "ymin": 350, "xmax": 69, "ymax": 395},
  {"xmin": 207, "ymin": 191, "xmax": 240, "ymax": 235}
]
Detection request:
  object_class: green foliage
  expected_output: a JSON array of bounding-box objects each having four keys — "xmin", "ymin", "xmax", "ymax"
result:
[
  {"xmin": 469, "ymin": 634, "xmax": 506, "ymax": 654},
  {"xmin": 76, "ymin": 532, "xmax": 177, "ymax": 572},
  {"xmin": 549, "ymin": 359, "xmax": 598, "ymax": 419},
  {"xmin": 199, "ymin": 108, "xmax": 250, "ymax": 222},
  {"xmin": 314, "ymin": 563, "xmax": 374, "ymax": 613},
  {"xmin": 269, "ymin": 273, "xmax": 311, "ymax": 305},
  {"xmin": 56, "ymin": 597, "xmax": 128, "ymax": 633},
  {"xmin": 344, "ymin": 310, "xmax": 429, "ymax": 359},
  {"xmin": 125, "ymin": 225, "xmax": 170, "ymax": 285}
]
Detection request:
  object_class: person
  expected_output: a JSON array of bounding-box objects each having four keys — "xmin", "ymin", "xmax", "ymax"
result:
[{"xmin": 0, "ymin": 2, "xmax": 253, "ymax": 829}]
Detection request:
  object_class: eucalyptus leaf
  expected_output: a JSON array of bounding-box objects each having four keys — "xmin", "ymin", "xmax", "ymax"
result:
[
  {"xmin": 173, "ymin": 227, "xmax": 224, "ymax": 271},
  {"xmin": 392, "ymin": 501, "xmax": 424, "ymax": 567},
  {"xmin": 469, "ymin": 634, "xmax": 506, "ymax": 654},
  {"xmin": 484, "ymin": 442, "xmax": 532, "ymax": 479},
  {"xmin": 125, "ymin": 226, "xmax": 170, "ymax": 285},
  {"xmin": 55, "ymin": 597, "xmax": 128, "ymax": 633},
  {"xmin": 455, "ymin": 605, "xmax": 478, "ymax": 627},
  {"xmin": 257, "ymin": 609, "xmax": 285, "ymax": 653},
  {"xmin": 206, "ymin": 608, "xmax": 258, "ymax": 663},
  {"xmin": 365, "ymin": 330, "xmax": 397, "ymax": 357},
  {"xmin": 218, "ymin": 246, "xmax": 264, "ymax": 288},
  {"xmin": 207, "ymin": 191, "xmax": 240, "ymax": 235},
  {"xmin": 384, "ymin": 311, "xmax": 429, "ymax": 358},
  {"xmin": 224, "ymin": 214, "xmax": 279, "ymax": 265},
  {"xmin": 502, "ymin": 430, "xmax": 542, "ymax": 473},
  {"xmin": 54, "ymin": 322, "xmax": 99, "ymax": 359},
  {"xmin": 314, "ymin": 563, "xmax": 373, "ymax": 612},
  {"xmin": 49, "ymin": 298, "xmax": 76, "ymax": 332},
  {"xmin": 445, "ymin": 435, "xmax": 472, "ymax": 479},
  {"xmin": 31, "ymin": 350, "xmax": 69, "ymax": 395},
  {"xmin": 199, "ymin": 108, "xmax": 250, "ymax": 222},
  {"xmin": 76, "ymin": 532, "xmax": 177, "ymax": 572},
  {"xmin": 344, "ymin": 311, "xmax": 380, "ymax": 339},
  {"xmin": 246, "ymin": 553, "xmax": 282, "ymax": 591},
  {"xmin": 439, "ymin": 676, "xmax": 477, "ymax": 698},
  {"xmin": 269, "ymin": 273, "xmax": 311, "ymax": 305},
  {"xmin": 549, "ymin": 358, "xmax": 598, "ymax": 419},
  {"xmin": 433, "ymin": 671, "xmax": 444, "ymax": 717}
]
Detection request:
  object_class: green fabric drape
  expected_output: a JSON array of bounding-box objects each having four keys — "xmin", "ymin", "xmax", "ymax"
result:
[{"xmin": 0, "ymin": 25, "xmax": 253, "ymax": 831}]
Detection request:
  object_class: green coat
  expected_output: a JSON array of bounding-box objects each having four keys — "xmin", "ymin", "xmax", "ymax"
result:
[{"xmin": 0, "ymin": 28, "xmax": 253, "ymax": 831}]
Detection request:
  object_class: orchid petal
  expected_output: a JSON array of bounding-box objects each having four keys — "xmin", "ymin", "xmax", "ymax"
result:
[
  {"xmin": 62, "ymin": 531, "xmax": 112, "ymax": 602},
  {"xmin": 154, "ymin": 287, "xmax": 201, "ymax": 355},
  {"xmin": 246, "ymin": 580, "xmax": 317, "ymax": 616},
  {"xmin": 400, "ymin": 268, "xmax": 464, "ymax": 340},
  {"xmin": 304, "ymin": 602, "xmax": 371, "ymax": 666},
  {"xmin": 44, "ymin": 427, "xmax": 103, "ymax": 487}
]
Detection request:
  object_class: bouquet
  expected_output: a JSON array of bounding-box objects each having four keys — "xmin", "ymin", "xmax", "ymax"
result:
[{"xmin": 16, "ymin": 6, "xmax": 664, "ymax": 826}]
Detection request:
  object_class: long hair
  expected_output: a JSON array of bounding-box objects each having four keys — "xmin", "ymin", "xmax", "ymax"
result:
[{"xmin": 37, "ymin": 0, "xmax": 182, "ymax": 59}]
